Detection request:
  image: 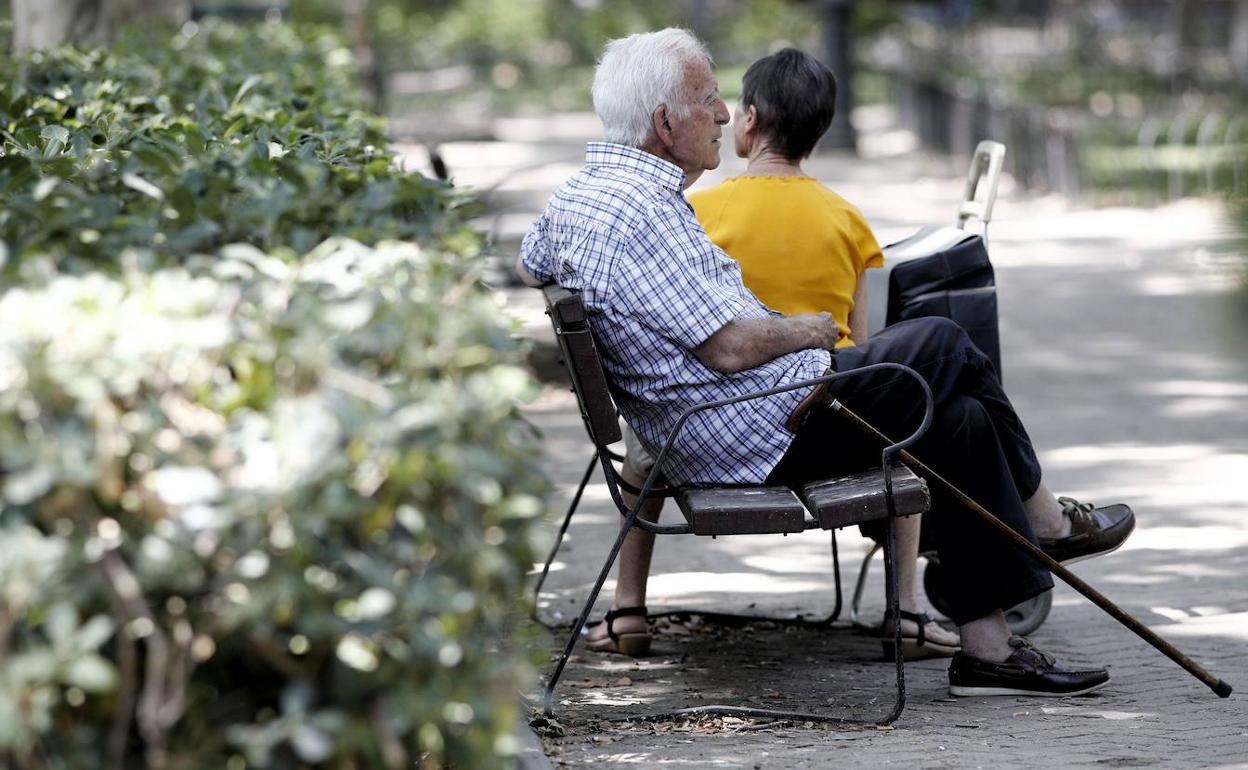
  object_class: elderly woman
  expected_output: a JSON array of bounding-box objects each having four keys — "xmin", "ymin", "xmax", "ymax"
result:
[{"xmin": 686, "ymin": 48, "xmax": 959, "ymax": 658}]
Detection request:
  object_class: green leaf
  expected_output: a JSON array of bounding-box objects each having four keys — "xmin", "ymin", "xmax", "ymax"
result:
[
  {"xmin": 8, "ymin": 650, "xmax": 57, "ymax": 683},
  {"xmin": 222, "ymin": 117, "xmax": 247, "ymax": 140},
  {"xmin": 44, "ymin": 604, "xmax": 77, "ymax": 646},
  {"xmin": 3, "ymin": 464, "xmax": 55, "ymax": 505},
  {"xmin": 32, "ymin": 176, "xmax": 59, "ymax": 202},
  {"xmin": 41, "ymin": 125, "xmax": 69, "ymax": 158},
  {"xmin": 73, "ymin": 615, "xmax": 115, "ymax": 652},
  {"xmin": 64, "ymin": 655, "xmax": 118, "ymax": 693},
  {"xmin": 280, "ymin": 681, "xmax": 315, "ymax": 716},
  {"xmin": 122, "ymin": 172, "xmax": 164, "ymax": 200},
  {"xmin": 290, "ymin": 724, "xmax": 333, "ymax": 763},
  {"xmin": 232, "ymin": 75, "xmax": 263, "ymax": 107}
]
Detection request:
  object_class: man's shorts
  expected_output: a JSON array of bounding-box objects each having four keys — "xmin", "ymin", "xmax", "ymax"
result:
[{"xmin": 621, "ymin": 422, "xmax": 656, "ymax": 477}]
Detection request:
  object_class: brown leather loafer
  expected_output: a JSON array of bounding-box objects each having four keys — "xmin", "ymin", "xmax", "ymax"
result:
[
  {"xmin": 1039, "ymin": 498, "xmax": 1135, "ymax": 565},
  {"xmin": 949, "ymin": 636, "xmax": 1110, "ymax": 697}
]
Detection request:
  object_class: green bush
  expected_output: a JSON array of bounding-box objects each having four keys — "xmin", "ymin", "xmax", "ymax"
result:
[
  {"xmin": 0, "ymin": 20, "xmax": 478, "ymax": 275},
  {"xmin": 0, "ymin": 240, "xmax": 548, "ymax": 769},
  {"xmin": 0, "ymin": 20, "xmax": 548, "ymax": 770}
]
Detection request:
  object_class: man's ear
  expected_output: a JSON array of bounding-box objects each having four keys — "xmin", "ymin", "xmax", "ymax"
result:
[{"xmin": 652, "ymin": 104, "xmax": 676, "ymax": 148}]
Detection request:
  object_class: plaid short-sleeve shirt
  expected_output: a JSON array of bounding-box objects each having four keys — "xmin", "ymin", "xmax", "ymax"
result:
[{"xmin": 521, "ymin": 143, "xmax": 831, "ymax": 485}]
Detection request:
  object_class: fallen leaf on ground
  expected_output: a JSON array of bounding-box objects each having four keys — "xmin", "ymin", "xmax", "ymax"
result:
[
  {"xmin": 566, "ymin": 676, "xmax": 633, "ymax": 688},
  {"xmin": 528, "ymin": 715, "xmax": 567, "ymax": 737}
]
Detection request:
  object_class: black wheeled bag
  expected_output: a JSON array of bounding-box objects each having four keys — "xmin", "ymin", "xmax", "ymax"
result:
[
  {"xmin": 886, "ymin": 228, "xmax": 1000, "ymax": 376},
  {"xmin": 867, "ymin": 225, "xmax": 1003, "ymax": 378}
]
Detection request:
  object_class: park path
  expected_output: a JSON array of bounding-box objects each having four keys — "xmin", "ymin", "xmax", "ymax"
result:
[{"xmin": 397, "ymin": 106, "xmax": 1248, "ymax": 768}]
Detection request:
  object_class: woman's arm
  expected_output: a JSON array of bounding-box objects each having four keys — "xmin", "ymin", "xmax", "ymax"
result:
[{"xmin": 848, "ymin": 271, "xmax": 870, "ymax": 346}]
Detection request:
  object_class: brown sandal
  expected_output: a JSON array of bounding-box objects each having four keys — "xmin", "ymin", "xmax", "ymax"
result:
[
  {"xmin": 585, "ymin": 606, "xmax": 652, "ymax": 657},
  {"xmin": 881, "ymin": 610, "xmax": 960, "ymax": 661}
]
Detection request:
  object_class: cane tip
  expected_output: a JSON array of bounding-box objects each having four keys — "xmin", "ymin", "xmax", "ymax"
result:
[{"xmin": 1213, "ymin": 680, "xmax": 1233, "ymax": 698}]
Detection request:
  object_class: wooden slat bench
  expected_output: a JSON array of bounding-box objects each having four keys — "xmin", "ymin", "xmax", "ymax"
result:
[{"xmin": 536, "ymin": 284, "xmax": 936, "ymax": 726}]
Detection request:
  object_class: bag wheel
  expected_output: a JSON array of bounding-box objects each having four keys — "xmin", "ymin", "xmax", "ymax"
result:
[{"xmin": 923, "ymin": 554, "xmax": 1052, "ymax": 636}]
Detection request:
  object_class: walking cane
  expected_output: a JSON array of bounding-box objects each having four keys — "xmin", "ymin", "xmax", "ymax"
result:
[{"xmin": 832, "ymin": 401, "xmax": 1234, "ymax": 699}]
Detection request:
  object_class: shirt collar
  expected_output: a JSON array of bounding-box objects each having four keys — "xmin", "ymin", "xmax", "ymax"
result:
[{"xmin": 585, "ymin": 142, "xmax": 687, "ymax": 193}]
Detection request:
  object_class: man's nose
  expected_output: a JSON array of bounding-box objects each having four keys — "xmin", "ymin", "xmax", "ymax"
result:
[{"xmin": 715, "ymin": 100, "xmax": 730, "ymax": 124}]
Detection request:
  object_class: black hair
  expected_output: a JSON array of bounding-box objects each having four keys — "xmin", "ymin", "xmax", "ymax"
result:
[{"xmin": 740, "ymin": 48, "xmax": 837, "ymax": 161}]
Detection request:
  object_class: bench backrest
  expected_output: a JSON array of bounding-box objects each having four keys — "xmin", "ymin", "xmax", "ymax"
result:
[{"xmin": 542, "ymin": 285, "xmax": 623, "ymax": 448}]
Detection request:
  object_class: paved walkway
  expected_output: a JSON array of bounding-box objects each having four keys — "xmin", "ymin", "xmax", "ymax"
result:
[{"xmin": 401, "ymin": 107, "xmax": 1248, "ymax": 768}]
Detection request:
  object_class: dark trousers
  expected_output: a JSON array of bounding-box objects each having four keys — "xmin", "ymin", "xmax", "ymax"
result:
[{"xmin": 766, "ymin": 317, "xmax": 1053, "ymax": 624}]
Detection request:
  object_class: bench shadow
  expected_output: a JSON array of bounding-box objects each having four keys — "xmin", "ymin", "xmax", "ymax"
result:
[{"xmin": 540, "ymin": 617, "xmax": 907, "ymax": 728}]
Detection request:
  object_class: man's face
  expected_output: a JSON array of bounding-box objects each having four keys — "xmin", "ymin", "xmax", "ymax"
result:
[{"xmin": 665, "ymin": 58, "xmax": 730, "ymax": 176}]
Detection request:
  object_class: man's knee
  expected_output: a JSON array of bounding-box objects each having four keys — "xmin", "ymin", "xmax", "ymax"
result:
[
  {"xmin": 939, "ymin": 394, "xmax": 993, "ymax": 442},
  {"xmin": 906, "ymin": 316, "xmax": 971, "ymax": 353}
]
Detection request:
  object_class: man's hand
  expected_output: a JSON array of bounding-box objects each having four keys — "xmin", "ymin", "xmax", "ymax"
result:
[
  {"xmin": 692, "ymin": 312, "xmax": 839, "ymax": 374},
  {"xmin": 798, "ymin": 311, "xmax": 842, "ymax": 350}
]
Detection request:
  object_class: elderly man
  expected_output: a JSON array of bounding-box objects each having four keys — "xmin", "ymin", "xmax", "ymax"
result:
[{"xmin": 518, "ymin": 28, "xmax": 1134, "ymax": 697}]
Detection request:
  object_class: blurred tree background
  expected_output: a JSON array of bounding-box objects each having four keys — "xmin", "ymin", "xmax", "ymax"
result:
[
  {"xmin": 265, "ymin": 0, "xmax": 1248, "ymax": 203},
  {"xmin": 366, "ymin": 0, "xmax": 1243, "ymax": 308},
  {"xmin": 12, "ymin": 0, "xmax": 1245, "ymax": 205},
  {"xmin": 282, "ymin": 0, "xmax": 1245, "ymax": 301}
]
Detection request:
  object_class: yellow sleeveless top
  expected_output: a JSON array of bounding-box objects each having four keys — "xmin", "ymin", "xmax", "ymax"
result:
[{"xmin": 689, "ymin": 176, "xmax": 883, "ymax": 348}]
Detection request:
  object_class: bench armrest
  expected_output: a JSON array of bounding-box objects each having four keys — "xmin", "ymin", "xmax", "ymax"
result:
[{"xmin": 629, "ymin": 363, "xmax": 934, "ymax": 534}]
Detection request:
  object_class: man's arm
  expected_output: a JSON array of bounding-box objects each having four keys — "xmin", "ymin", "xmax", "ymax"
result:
[
  {"xmin": 692, "ymin": 313, "xmax": 839, "ymax": 374},
  {"xmin": 514, "ymin": 253, "xmax": 544, "ymax": 287}
]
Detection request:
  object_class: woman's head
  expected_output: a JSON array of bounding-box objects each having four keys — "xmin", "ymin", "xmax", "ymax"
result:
[{"xmin": 734, "ymin": 48, "xmax": 838, "ymax": 161}]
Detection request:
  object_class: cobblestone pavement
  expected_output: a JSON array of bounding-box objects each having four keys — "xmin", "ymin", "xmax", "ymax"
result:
[{"xmin": 401, "ymin": 107, "xmax": 1248, "ymax": 768}]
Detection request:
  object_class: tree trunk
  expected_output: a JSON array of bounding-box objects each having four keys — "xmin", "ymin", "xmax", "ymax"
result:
[
  {"xmin": 1169, "ymin": 0, "xmax": 1198, "ymax": 89},
  {"xmin": 819, "ymin": 0, "xmax": 858, "ymax": 152},
  {"xmin": 12, "ymin": 0, "xmax": 190, "ymax": 53},
  {"xmin": 1232, "ymin": 0, "xmax": 1248, "ymax": 86},
  {"xmin": 342, "ymin": 0, "xmax": 385, "ymax": 112}
]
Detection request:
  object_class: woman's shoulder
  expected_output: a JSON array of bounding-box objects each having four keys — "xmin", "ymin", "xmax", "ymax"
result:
[
  {"xmin": 806, "ymin": 181, "xmax": 856, "ymax": 208},
  {"xmin": 686, "ymin": 177, "xmax": 738, "ymax": 207},
  {"xmin": 808, "ymin": 183, "xmax": 871, "ymax": 222},
  {"xmin": 686, "ymin": 178, "xmax": 745, "ymax": 229}
]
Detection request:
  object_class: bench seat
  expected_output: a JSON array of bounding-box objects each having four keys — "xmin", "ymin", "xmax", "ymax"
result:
[
  {"xmin": 676, "ymin": 466, "xmax": 930, "ymax": 536},
  {"xmin": 802, "ymin": 466, "xmax": 929, "ymax": 530},
  {"xmin": 676, "ymin": 486, "xmax": 807, "ymax": 536}
]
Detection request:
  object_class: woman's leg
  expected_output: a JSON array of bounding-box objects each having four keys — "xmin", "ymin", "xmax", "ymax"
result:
[
  {"xmin": 893, "ymin": 512, "xmax": 959, "ymax": 646},
  {"xmin": 584, "ymin": 462, "xmax": 661, "ymax": 643}
]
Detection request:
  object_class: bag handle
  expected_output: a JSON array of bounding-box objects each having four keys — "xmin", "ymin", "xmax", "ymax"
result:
[{"xmin": 957, "ymin": 140, "xmax": 1006, "ymax": 231}]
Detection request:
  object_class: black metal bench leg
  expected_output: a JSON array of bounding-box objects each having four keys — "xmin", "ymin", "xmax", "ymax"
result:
[
  {"xmin": 881, "ymin": 512, "xmax": 907, "ymax": 725},
  {"xmin": 814, "ymin": 531, "xmax": 844, "ymax": 626},
  {"xmin": 850, "ymin": 542, "xmax": 882, "ymax": 630},
  {"xmin": 532, "ymin": 451, "xmax": 599, "ymax": 625},
  {"xmin": 542, "ymin": 496, "xmax": 646, "ymax": 717}
]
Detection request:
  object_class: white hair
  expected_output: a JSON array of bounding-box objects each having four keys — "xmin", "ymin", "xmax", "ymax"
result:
[{"xmin": 591, "ymin": 28, "xmax": 712, "ymax": 148}]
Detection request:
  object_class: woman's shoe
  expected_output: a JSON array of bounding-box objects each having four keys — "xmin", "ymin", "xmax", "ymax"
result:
[
  {"xmin": 881, "ymin": 609, "xmax": 960, "ymax": 661},
  {"xmin": 584, "ymin": 606, "xmax": 652, "ymax": 657}
]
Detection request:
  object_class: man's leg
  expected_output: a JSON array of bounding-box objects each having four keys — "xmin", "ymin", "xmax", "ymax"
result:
[
  {"xmin": 959, "ymin": 610, "xmax": 1020, "ymax": 661},
  {"xmin": 774, "ymin": 323, "xmax": 1110, "ymax": 694},
  {"xmin": 1023, "ymin": 481, "xmax": 1068, "ymax": 538},
  {"xmin": 858, "ymin": 394, "xmax": 1106, "ymax": 694},
  {"xmin": 836, "ymin": 317, "xmax": 1133, "ymax": 563},
  {"xmin": 773, "ymin": 389, "xmax": 1053, "ymax": 637}
]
